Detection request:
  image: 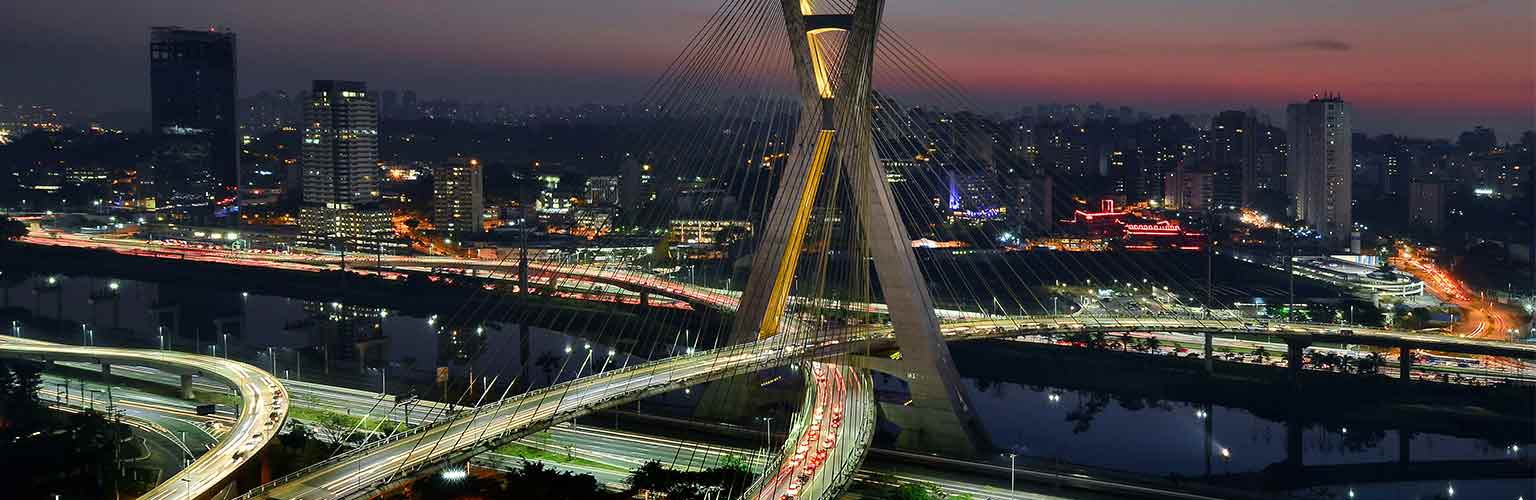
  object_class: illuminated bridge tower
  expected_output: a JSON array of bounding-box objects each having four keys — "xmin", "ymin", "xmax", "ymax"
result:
[{"xmin": 732, "ymin": 0, "xmax": 986, "ymax": 456}]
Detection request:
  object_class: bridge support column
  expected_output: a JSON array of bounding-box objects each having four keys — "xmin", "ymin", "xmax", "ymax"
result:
[
  {"xmin": 100, "ymin": 362, "xmax": 111, "ymax": 379},
  {"xmin": 1285, "ymin": 416, "xmax": 1304, "ymax": 471},
  {"xmin": 1398, "ymin": 346, "xmax": 1411, "ymax": 383},
  {"xmin": 260, "ymin": 447, "xmax": 273, "ymax": 483},
  {"xmin": 1285, "ymin": 340, "xmax": 1307, "ymax": 384},
  {"xmin": 639, "ymin": 291, "xmax": 650, "ymax": 308},
  {"xmin": 1203, "ymin": 331, "xmax": 1214, "ymax": 374},
  {"xmin": 180, "ymin": 374, "xmax": 194, "ymax": 399}
]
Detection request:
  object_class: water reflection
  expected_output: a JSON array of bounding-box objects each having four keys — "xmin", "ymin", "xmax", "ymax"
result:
[
  {"xmin": 4, "ymin": 270, "xmax": 1530, "ymax": 497},
  {"xmin": 0, "ymin": 273, "xmax": 624, "ymax": 399},
  {"xmin": 963, "ymin": 375, "xmax": 1534, "ymax": 498}
]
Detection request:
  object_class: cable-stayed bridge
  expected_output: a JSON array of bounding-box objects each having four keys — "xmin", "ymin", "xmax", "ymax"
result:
[{"xmin": 11, "ymin": 0, "xmax": 1535, "ymax": 499}]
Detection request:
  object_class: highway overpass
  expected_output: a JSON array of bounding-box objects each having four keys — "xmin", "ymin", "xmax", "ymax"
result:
[{"xmin": 0, "ymin": 337, "xmax": 288, "ymax": 500}]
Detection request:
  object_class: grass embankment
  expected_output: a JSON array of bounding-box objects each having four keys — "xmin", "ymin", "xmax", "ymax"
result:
[
  {"xmin": 193, "ymin": 391, "xmax": 409, "ymax": 434},
  {"xmin": 493, "ymin": 433, "xmax": 629, "ymax": 473}
]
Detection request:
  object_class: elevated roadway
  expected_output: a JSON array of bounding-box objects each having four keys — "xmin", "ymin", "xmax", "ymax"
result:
[
  {"xmin": 0, "ymin": 337, "xmax": 288, "ymax": 500},
  {"xmin": 232, "ymin": 311, "xmax": 1536, "ymax": 500},
  {"xmin": 750, "ymin": 362, "xmax": 876, "ymax": 500}
]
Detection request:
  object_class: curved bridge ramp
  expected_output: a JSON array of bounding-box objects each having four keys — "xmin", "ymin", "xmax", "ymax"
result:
[{"xmin": 0, "ymin": 337, "xmax": 288, "ymax": 500}]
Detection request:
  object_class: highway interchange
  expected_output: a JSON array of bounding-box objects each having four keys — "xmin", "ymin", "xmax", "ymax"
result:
[{"xmin": 10, "ymin": 223, "xmax": 1536, "ymax": 499}]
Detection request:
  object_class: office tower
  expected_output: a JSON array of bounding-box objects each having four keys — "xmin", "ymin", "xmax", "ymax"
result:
[
  {"xmin": 379, "ymin": 90, "xmax": 399, "ymax": 120},
  {"xmin": 584, "ymin": 176, "xmax": 621, "ymax": 206},
  {"xmin": 1162, "ymin": 164, "xmax": 1214, "ymax": 212},
  {"xmin": 432, "ymin": 158, "xmax": 485, "ymax": 233},
  {"xmin": 1286, "ymin": 95, "xmax": 1353, "ymax": 247},
  {"xmin": 620, "ymin": 158, "xmax": 651, "ymax": 210},
  {"xmin": 150, "ymin": 26, "xmax": 238, "ymax": 208},
  {"xmin": 1004, "ymin": 167, "xmax": 1052, "ymax": 235},
  {"xmin": 1209, "ymin": 110, "xmax": 1259, "ymax": 207},
  {"xmin": 298, "ymin": 81, "xmax": 403, "ymax": 253}
]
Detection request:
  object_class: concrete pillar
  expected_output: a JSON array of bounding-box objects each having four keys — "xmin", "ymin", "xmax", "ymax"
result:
[
  {"xmin": 1285, "ymin": 417, "xmax": 1304, "ymax": 471},
  {"xmin": 1399, "ymin": 346, "xmax": 1412, "ymax": 382},
  {"xmin": 260, "ymin": 448, "xmax": 273, "ymax": 483},
  {"xmin": 180, "ymin": 374, "xmax": 194, "ymax": 399},
  {"xmin": 1203, "ymin": 331, "xmax": 1214, "ymax": 374},
  {"xmin": 1285, "ymin": 340, "xmax": 1306, "ymax": 382},
  {"xmin": 100, "ymin": 362, "xmax": 111, "ymax": 379},
  {"xmin": 355, "ymin": 343, "xmax": 369, "ymax": 374},
  {"xmin": 639, "ymin": 291, "xmax": 650, "ymax": 307}
]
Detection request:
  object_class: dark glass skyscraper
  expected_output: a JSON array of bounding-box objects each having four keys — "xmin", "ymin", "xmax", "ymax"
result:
[{"xmin": 150, "ymin": 26, "xmax": 238, "ymax": 210}]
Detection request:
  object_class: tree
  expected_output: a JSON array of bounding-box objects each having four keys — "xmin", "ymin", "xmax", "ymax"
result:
[
  {"xmin": 0, "ymin": 215, "xmax": 25, "ymax": 242},
  {"xmin": 0, "ymin": 360, "xmax": 44, "ymax": 428},
  {"xmin": 1253, "ymin": 346, "xmax": 1271, "ymax": 363},
  {"xmin": 713, "ymin": 225, "xmax": 749, "ymax": 249},
  {"xmin": 535, "ymin": 351, "xmax": 562, "ymax": 385}
]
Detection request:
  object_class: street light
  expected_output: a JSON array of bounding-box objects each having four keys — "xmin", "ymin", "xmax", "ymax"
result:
[
  {"xmin": 1004, "ymin": 452, "xmax": 1017, "ymax": 492},
  {"xmin": 761, "ymin": 416, "xmax": 774, "ymax": 458}
]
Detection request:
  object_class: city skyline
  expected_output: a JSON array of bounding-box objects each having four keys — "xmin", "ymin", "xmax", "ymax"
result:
[
  {"xmin": 0, "ymin": 0, "xmax": 1530, "ymax": 139},
  {"xmin": 0, "ymin": 2, "xmax": 1533, "ymax": 499}
]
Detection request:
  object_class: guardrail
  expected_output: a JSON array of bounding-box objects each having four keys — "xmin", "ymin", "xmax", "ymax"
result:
[
  {"xmin": 822, "ymin": 367, "xmax": 877, "ymax": 499},
  {"xmin": 739, "ymin": 361, "xmax": 818, "ymax": 500},
  {"xmin": 230, "ymin": 317, "xmax": 1464, "ymax": 500},
  {"xmin": 232, "ymin": 342, "xmax": 803, "ymax": 499}
]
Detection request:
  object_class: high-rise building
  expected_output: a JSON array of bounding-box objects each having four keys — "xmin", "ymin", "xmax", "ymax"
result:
[
  {"xmin": 619, "ymin": 158, "xmax": 652, "ymax": 210},
  {"xmin": 1286, "ymin": 95, "xmax": 1353, "ymax": 247},
  {"xmin": 1408, "ymin": 178, "xmax": 1446, "ymax": 235},
  {"xmin": 584, "ymin": 176, "xmax": 621, "ymax": 206},
  {"xmin": 150, "ymin": 26, "xmax": 238, "ymax": 208},
  {"xmin": 432, "ymin": 158, "xmax": 484, "ymax": 233},
  {"xmin": 1209, "ymin": 110, "xmax": 1259, "ymax": 207},
  {"xmin": 1162, "ymin": 165, "xmax": 1213, "ymax": 213},
  {"xmin": 298, "ymin": 81, "xmax": 403, "ymax": 253},
  {"xmin": 945, "ymin": 170, "xmax": 1004, "ymax": 221}
]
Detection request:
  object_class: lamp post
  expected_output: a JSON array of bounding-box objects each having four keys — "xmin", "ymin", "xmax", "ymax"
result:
[
  {"xmin": 762, "ymin": 416, "xmax": 774, "ymax": 458},
  {"xmin": 1005, "ymin": 453, "xmax": 1017, "ymax": 492},
  {"xmin": 599, "ymin": 349, "xmax": 616, "ymax": 374},
  {"xmin": 222, "ymin": 334, "xmax": 229, "ymax": 359}
]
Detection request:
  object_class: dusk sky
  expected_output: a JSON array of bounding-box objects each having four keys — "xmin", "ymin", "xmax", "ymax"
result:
[{"xmin": 1, "ymin": 0, "xmax": 1531, "ymax": 138}]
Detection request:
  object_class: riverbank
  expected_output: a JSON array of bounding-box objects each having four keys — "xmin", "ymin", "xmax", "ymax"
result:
[{"xmin": 950, "ymin": 339, "xmax": 1535, "ymax": 444}]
